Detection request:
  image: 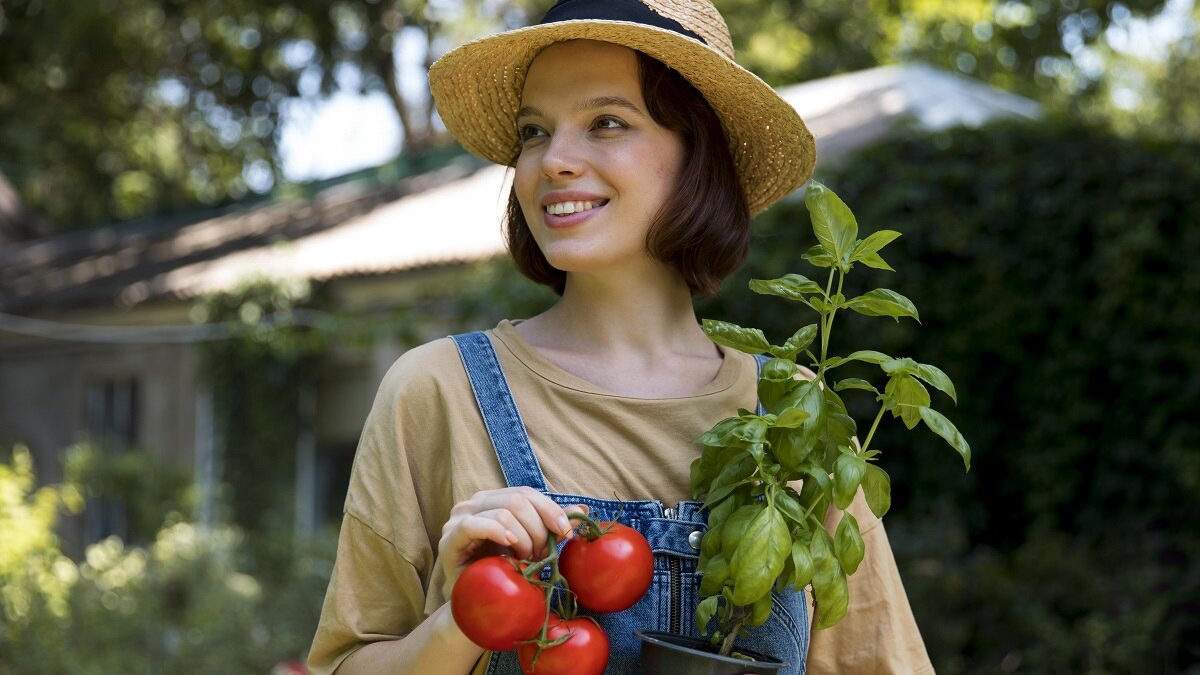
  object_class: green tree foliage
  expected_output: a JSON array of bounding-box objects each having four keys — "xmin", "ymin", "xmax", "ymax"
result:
[
  {"xmin": 0, "ymin": 0, "xmax": 550, "ymax": 228},
  {"xmin": 696, "ymin": 118, "xmax": 1200, "ymax": 672},
  {"xmin": 715, "ymin": 0, "xmax": 1176, "ymax": 97},
  {"xmin": 2, "ymin": 0, "xmax": 1187, "ymax": 230}
]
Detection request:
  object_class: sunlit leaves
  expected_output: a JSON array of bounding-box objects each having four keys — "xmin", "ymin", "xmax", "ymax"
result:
[
  {"xmin": 918, "ymin": 407, "xmax": 972, "ymax": 471},
  {"xmin": 845, "ymin": 289, "xmax": 921, "ymax": 322},
  {"xmin": 834, "ymin": 511, "xmax": 865, "ymax": 575},
  {"xmin": 862, "ymin": 464, "xmax": 891, "ymax": 519},
  {"xmin": 702, "ymin": 319, "xmax": 770, "ymax": 354},
  {"xmin": 805, "ymin": 180, "xmax": 858, "ymax": 268}
]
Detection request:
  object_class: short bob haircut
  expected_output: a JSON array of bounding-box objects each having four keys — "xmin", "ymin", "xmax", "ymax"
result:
[{"xmin": 504, "ymin": 50, "xmax": 750, "ymax": 297}]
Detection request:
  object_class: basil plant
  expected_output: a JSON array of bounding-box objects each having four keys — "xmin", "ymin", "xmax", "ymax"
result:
[{"xmin": 692, "ymin": 180, "xmax": 971, "ymax": 657}]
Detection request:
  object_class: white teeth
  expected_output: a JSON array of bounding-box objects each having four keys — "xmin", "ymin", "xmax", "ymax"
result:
[{"xmin": 545, "ymin": 200, "xmax": 603, "ymax": 216}]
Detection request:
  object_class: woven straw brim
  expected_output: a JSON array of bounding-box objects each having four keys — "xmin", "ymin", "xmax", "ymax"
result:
[{"xmin": 429, "ymin": 20, "xmax": 816, "ymax": 217}]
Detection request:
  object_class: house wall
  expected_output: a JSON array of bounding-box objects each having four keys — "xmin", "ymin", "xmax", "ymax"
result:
[{"xmin": 0, "ymin": 337, "xmax": 199, "ymax": 479}]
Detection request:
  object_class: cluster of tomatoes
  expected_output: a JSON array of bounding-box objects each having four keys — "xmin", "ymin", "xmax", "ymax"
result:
[{"xmin": 451, "ymin": 518, "xmax": 654, "ymax": 675}]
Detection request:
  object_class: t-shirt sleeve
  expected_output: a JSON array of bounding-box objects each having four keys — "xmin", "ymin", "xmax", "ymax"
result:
[
  {"xmin": 307, "ymin": 513, "xmax": 428, "ymax": 675},
  {"xmin": 307, "ymin": 340, "xmax": 462, "ymax": 674},
  {"xmin": 806, "ymin": 491, "xmax": 934, "ymax": 674}
]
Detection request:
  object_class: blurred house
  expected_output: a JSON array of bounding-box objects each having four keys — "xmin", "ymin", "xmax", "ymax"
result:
[{"xmin": 0, "ymin": 63, "xmax": 1041, "ymax": 552}]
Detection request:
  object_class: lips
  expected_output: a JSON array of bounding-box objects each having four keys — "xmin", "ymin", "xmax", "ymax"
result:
[{"xmin": 543, "ymin": 199, "xmax": 609, "ymax": 228}]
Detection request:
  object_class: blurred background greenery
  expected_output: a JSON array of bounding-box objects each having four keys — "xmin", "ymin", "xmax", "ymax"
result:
[{"xmin": 1, "ymin": 0, "xmax": 1198, "ymax": 673}]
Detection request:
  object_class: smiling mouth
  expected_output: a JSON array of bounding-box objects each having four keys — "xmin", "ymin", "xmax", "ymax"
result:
[{"xmin": 545, "ymin": 199, "xmax": 609, "ymax": 216}]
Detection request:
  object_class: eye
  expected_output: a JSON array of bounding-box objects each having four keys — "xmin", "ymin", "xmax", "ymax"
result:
[
  {"xmin": 518, "ymin": 124, "xmax": 546, "ymax": 141},
  {"xmin": 594, "ymin": 116, "xmax": 626, "ymax": 131}
]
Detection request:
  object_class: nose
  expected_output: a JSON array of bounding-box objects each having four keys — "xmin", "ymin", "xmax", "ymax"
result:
[{"xmin": 540, "ymin": 129, "xmax": 587, "ymax": 179}]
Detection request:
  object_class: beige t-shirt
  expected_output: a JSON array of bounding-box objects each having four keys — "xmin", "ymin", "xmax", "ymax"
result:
[{"xmin": 308, "ymin": 320, "xmax": 933, "ymax": 674}]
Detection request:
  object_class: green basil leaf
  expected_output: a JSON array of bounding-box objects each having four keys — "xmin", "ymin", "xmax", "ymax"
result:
[
  {"xmin": 747, "ymin": 587, "xmax": 774, "ymax": 628},
  {"xmin": 689, "ymin": 457, "xmax": 709, "ymax": 498},
  {"xmin": 802, "ymin": 466, "xmax": 833, "ymax": 509},
  {"xmin": 844, "ymin": 289, "xmax": 920, "ymax": 323},
  {"xmin": 772, "ymin": 426, "xmax": 815, "ymax": 469},
  {"xmin": 757, "ymin": 378, "xmax": 789, "ymax": 415},
  {"xmin": 760, "ymin": 358, "xmax": 799, "ymax": 383},
  {"xmin": 804, "ymin": 180, "xmax": 858, "ymax": 266},
  {"xmin": 695, "ymin": 595, "xmax": 720, "ymax": 637},
  {"xmin": 834, "ymin": 511, "xmax": 865, "ymax": 575},
  {"xmin": 862, "ymin": 464, "xmax": 891, "ymax": 518},
  {"xmin": 832, "ymin": 378, "xmax": 879, "ymax": 395},
  {"xmin": 776, "ymin": 380, "xmax": 825, "ymax": 469},
  {"xmin": 780, "ymin": 324, "xmax": 819, "ymax": 359},
  {"xmin": 826, "ymin": 350, "xmax": 893, "ymax": 371},
  {"xmin": 810, "ymin": 529, "xmax": 848, "ymax": 629},
  {"xmin": 699, "ymin": 553, "xmax": 730, "ymax": 596},
  {"xmin": 914, "ymin": 363, "xmax": 958, "ymax": 404},
  {"xmin": 720, "ymin": 504, "xmax": 764, "ymax": 561},
  {"xmin": 697, "ymin": 416, "xmax": 743, "ymax": 448},
  {"xmin": 801, "ymin": 244, "xmax": 836, "ymax": 268},
  {"xmin": 807, "ymin": 296, "xmax": 832, "ymax": 314},
  {"xmin": 885, "ymin": 374, "xmax": 930, "ymax": 430},
  {"xmin": 749, "ymin": 274, "xmax": 823, "ymax": 300},
  {"xmin": 850, "ymin": 229, "xmax": 902, "ymax": 260},
  {"xmin": 855, "ymin": 251, "xmax": 895, "ymax": 271},
  {"xmin": 733, "ymin": 418, "xmax": 769, "ymax": 444},
  {"xmin": 772, "ymin": 485, "xmax": 806, "ymax": 529},
  {"xmin": 731, "ymin": 506, "xmax": 790, "ymax": 605},
  {"xmin": 701, "ymin": 319, "xmax": 770, "ymax": 354},
  {"xmin": 774, "ymin": 407, "xmax": 811, "ymax": 429},
  {"xmin": 821, "ymin": 387, "xmax": 857, "ymax": 453},
  {"xmin": 881, "ymin": 357, "xmax": 918, "ymax": 376},
  {"xmin": 845, "ymin": 349, "xmax": 891, "ymax": 364},
  {"xmin": 791, "ymin": 535, "xmax": 815, "ymax": 590},
  {"xmin": 833, "ymin": 452, "xmax": 867, "ymax": 510},
  {"xmin": 705, "ymin": 454, "xmax": 757, "ymax": 506},
  {"xmin": 701, "ymin": 521, "xmax": 724, "ymax": 562},
  {"xmin": 918, "ymin": 407, "xmax": 972, "ymax": 471}
]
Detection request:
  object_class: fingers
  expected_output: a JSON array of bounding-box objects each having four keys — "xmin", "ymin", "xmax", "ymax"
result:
[{"xmin": 441, "ymin": 488, "xmax": 592, "ymax": 564}]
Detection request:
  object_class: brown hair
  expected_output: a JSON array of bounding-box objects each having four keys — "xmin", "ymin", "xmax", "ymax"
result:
[{"xmin": 504, "ymin": 50, "xmax": 750, "ymax": 297}]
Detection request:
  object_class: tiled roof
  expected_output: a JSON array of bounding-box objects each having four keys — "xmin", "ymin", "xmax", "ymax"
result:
[{"xmin": 0, "ymin": 156, "xmax": 494, "ymax": 312}]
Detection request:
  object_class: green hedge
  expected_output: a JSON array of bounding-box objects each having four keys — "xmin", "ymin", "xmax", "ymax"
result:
[{"xmin": 698, "ymin": 118, "xmax": 1200, "ymax": 673}]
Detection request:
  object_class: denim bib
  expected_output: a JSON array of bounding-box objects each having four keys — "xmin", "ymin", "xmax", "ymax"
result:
[{"xmin": 450, "ymin": 331, "xmax": 810, "ymax": 674}]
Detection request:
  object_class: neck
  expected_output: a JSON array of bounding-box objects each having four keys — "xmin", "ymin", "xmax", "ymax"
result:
[{"xmin": 521, "ymin": 264, "xmax": 716, "ymax": 359}]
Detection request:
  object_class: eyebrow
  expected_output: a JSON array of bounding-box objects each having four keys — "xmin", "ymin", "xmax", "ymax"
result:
[{"xmin": 516, "ymin": 96, "xmax": 645, "ymax": 121}]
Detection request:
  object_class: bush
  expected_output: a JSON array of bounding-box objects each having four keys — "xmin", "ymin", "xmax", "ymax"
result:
[
  {"xmin": 0, "ymin": 448, "xmax": 334, "ymax": 675},
  {"xmin": 697, "ymin": 118, "xmax": 1200, "ymax": 672}
]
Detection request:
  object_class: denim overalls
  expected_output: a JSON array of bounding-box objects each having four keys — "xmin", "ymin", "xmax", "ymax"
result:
[{"xmin": 450, "ymin": 331, "xmax": 810, "ymax": 674}]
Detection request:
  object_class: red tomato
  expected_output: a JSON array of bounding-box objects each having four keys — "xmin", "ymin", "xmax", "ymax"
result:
[
  {"xmin": 559, "ymin": 522, "xmax": 654, "ymax": 613},
  {"xmin": 451, "ymin": 556, "xmax": 547, "ymax": 651},
  {"xmin": 517, "ymin": 614, "xmax": 609, "ymax": 675}
]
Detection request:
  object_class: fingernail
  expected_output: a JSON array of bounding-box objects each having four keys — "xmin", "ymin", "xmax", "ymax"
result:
[
  {"xmin": 557, "ymin": 516, "xmax": 571, "ymax": 535},
  {"xmin": 505, "ymin": 530, "xmax": 518, "ymax": 545}
]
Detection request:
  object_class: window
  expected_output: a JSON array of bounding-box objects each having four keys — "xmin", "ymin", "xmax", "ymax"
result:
[{"xmin": 82, "ymin": 378, "xmax": 138, "ymax": 543}]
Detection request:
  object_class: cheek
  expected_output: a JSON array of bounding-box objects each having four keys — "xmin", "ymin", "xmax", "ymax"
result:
[{"xmin": 513, "ymin": 157, "xmax": 541, "ymax": 220}]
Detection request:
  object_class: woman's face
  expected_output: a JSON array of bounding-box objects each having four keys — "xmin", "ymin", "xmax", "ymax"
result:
[{"xmin": 514, "ymin": 40, "xmax": 685, "ymax": 279}]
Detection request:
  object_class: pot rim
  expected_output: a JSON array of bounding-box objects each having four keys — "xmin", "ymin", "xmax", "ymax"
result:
[{"xmin": 635, "ymin": 630, "xmax": 787, "ymax": 667}]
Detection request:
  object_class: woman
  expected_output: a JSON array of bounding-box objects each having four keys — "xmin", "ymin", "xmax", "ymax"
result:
[{"xmin": 308, "ymin": 1, "xmax": 932, "ymax": 673}]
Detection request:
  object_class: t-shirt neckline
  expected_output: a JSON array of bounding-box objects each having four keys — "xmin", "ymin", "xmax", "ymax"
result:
[{"xmin": 489, "ymin": 318, "xmax": 745, "ymax": 401}]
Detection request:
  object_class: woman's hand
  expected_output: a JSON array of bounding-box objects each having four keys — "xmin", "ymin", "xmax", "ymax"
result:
[{"xmin": 438, "ymin": 486, "xmax": 588, "ymax": 597}]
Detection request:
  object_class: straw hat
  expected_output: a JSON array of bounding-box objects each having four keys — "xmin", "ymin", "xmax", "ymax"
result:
[{"xmin": 428, "ymin": 0, "xmax": 816, "ymax": 217}]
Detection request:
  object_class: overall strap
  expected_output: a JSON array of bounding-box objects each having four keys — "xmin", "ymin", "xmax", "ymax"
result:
[
  {"xmin": 754, "ymin": 353, "xmax": 770, "ymax": 415},
  {"xmin": 449, "ymin": 331, "xmax": 549, "ymax": 491}
]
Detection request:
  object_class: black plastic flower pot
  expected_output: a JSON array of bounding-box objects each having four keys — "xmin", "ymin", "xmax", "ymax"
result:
[{"xmin": 637, "ymin": 630, "xmax": 788, "ymax": 675}]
